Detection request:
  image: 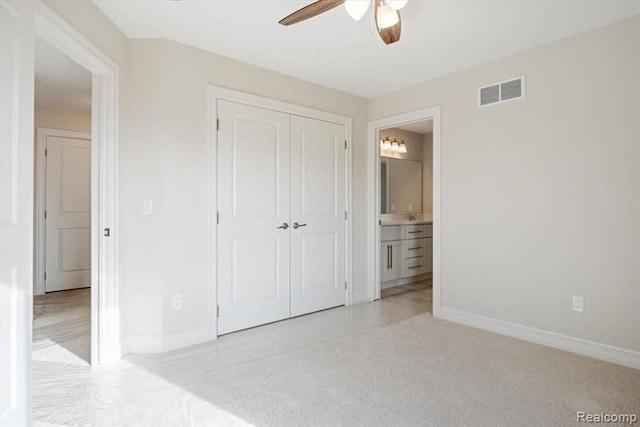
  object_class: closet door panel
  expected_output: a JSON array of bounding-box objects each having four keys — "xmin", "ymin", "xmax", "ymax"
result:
[
  {"xmin": 290, "ymin": 116, "xmax": 346, "ymax": 317},
  {"xmin": 217, "ymin": 100, "xmax": 291, "ymax": 335}
]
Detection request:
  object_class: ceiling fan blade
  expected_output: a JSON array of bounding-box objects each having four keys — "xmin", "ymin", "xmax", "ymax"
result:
[
  {"xmin": 279, "ymin": 0, "xmax": 346, "ymax": 26},
  {"xmin": 374, "ymin": 0, "xmax": 401, "ymax": 45}
]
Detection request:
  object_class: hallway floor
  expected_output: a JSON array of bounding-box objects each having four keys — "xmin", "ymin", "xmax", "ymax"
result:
[
  {"xmin": 33, "ymin": 284, "xmax": 640, "ymax": 426},
  {"xmin": 33, "ymin": 288, "xmax": 90, "ymax": 365}
]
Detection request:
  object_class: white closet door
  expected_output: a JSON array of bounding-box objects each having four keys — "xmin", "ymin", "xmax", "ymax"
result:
[
  {"xmin": 217, "ymin": 100, "xmax": 291, "ymax": 335},
  {"xmin": 290, "ymin": 116, "xmax": 346, "ymax": 317},
  {"xmin": 1, "ymin": 1, "xmax": 34, "ymax": 425},
  {"xmin": 45, "ymin": 136, "xmax": 91, "ymax": 292}
]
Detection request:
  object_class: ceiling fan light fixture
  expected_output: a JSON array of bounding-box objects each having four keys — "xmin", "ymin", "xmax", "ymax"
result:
[
  {"xmin": 344, "ymin": 0, "xmax": 371, "ymax": 21},
  {"xmin": 377, "ymin": 2, "xmax": 400, "ymax": 29},
  {"xmin": 386, "ymin": 0, "xmax": 408, "ymax": 10}
]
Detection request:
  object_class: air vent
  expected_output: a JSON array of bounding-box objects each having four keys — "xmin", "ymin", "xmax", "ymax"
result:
[{"xmin": 478, "ymin": 76, "xmax": 525, "ymax": 108}]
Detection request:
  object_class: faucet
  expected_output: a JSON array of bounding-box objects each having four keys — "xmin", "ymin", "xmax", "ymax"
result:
[{"xmin": 408, "ymin": 212, "xmax": 420, "ymax": 221}]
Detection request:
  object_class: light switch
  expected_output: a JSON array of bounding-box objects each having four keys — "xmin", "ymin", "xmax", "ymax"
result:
[{"xmin": 142, "ymin": 199, "xmax": 153, "ymax": 215}]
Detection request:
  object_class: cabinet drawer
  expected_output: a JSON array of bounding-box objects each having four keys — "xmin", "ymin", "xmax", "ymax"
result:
[
  {"xmin": 381, "ymin": 225, "xmax": 404, "ymax": 242},
  {"xmin": 405, "ymin": 241, "xmax": 425, "ymax": 258},
  {"xmin": 405, "ymin": 223, "xmax": 432, "ymax": 239},
  {"xmin": 405, "ymin": 224, "xmax": 425, "ymax": 239},
  {"xmin": 405, "ymin": 256, "xmax": 424, "ymax": 277}
]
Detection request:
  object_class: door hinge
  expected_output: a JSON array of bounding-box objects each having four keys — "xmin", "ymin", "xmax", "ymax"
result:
[
  {"xmin": 344, "ymin": 211, "xmax": 347, "ymax": 220},
  {"xmin": 44, "ymin": 272, "xmax": 47, "ymax": 280},
  {"xmin": 344, "ymin": 140, "xmax": 347, "ymax": 150},
  {"xmin": 344, "ymin": 281, "xmax": 347, "ymax": 290},
  {"xmin": 45, "ymin": 148, "xmax": 48, "ymax": 157},
  {"xmin": 44, "ymin": 210, "xmax": 47, "ymax": 219},
  {"xmin": 217, "ymin": 211, "xmax": 220, "ymax": 224},
  {"xmin": 216, "ymin": 118, "xmax": 219, "ymax": 131},
  {"xmin": 216, "ymin": 305, "xmax": 220, "ymax": 318}
]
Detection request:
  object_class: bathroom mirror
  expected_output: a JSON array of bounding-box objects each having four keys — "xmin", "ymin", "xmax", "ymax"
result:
[{"xmin": 381, "ymin": 158, "xmax": 422, "ymax": 214}]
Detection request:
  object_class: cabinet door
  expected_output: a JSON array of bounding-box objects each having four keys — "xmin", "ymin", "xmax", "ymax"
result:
[
  {"xmin": 424, "ymin": 237, "xmax": 433, "ymax": 273},
  {"xmin": 388, "ymin": 240, "xmax": 405, "ymax": 281},
  {"xmin": 380, "ymin": 242, "xmax": 392, "ymax": 282}
]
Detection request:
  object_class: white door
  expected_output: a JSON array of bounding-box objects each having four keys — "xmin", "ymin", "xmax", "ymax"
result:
[
  {"xmin": 290, "ymin": 116, "xmax": 346, "ymax": 317},
  {"xmin": 217, "ymin": 100, "xmax": 291, "ymax": 335},
  {"xmin": 1, "ymin": 1, "xmax": 34, "ymax": 425},
  {"xmin": 45, "ymin": 136, "xmax": 91, "ymax": 292}
]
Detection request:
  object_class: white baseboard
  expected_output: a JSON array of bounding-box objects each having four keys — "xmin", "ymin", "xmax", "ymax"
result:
[
  {"xmin": 122, "ymin": 326, "xmax": 210, "ymax": 354},
  {"xmin": 351, "ymin": 290, "xmax": 370, "ymax": 305},
  {"xmin": 439, "ymin": 307, "xmax": 640, "ymax": 370}
]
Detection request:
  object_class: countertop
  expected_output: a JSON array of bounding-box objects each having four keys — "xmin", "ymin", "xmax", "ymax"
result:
[{"xmin": 380, "ymin": 214, "xmax": 433, "ymax": 225}]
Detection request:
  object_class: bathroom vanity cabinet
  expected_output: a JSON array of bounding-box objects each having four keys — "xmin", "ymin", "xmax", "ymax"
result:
[{"xmin": 380, "ymin": 223, "xmax": 433, "ymax": 286}]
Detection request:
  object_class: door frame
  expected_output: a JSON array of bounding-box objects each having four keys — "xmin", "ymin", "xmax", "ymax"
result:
[
  {"xmin": 34, "ymin": 127, "xmax": 91, "ymax": 296},
  {"xmin": 207, "ymin": 86, "xmax": 353, "ymax": 339},
  {"xmin": 34, "ymin": 1, "xmax": 120, "ymax": 365},
  {"xmin": 366, "ymin": 106, "xmax": 442, "ymax": 316}
]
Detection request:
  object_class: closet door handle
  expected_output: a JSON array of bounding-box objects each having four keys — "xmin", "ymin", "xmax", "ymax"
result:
[
  {"xmin": 390, "ymin": 245, "xmax": 393, "ymax": 269},
  {"xmin": 277, "ymin": 222, "xmax": 289, "ymax": 230},
  {"xmin": 292, "ymin": 222, "xmax": 307, "ymax": 229}
]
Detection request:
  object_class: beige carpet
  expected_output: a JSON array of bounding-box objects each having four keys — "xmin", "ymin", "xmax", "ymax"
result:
[{"xmin": 33, "ymin": 287, "xmax": 640, "ymax": 426}]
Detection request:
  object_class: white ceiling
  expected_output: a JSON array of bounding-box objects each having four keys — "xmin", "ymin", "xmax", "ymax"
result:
[
  {"xmin": 35, "ymin": 37, "xmax": 92, "ymax": 110},
  {"xmin": 94, "ymin": 1, "xmax": 640, "ymax": 98},
  {"xmin": 395, "ymin": 120, "xmax": 432, "ymax": 135}
]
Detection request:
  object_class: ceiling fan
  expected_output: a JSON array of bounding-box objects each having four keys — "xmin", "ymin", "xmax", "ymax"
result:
[{"xmin": 279, "ymin": 0, "xmax": 408, "ymax": 45}]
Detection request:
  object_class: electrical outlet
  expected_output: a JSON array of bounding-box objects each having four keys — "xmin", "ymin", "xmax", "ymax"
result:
[
  {"xmin": 172, "ymin": 294, "xmax": 183, "ymax": 310},
  {"xmin": 572, "ymin": 296, "xmax": 584, "ymax": 312}
]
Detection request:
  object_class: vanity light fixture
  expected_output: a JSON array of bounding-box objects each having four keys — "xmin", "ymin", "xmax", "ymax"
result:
[
  {"xmin": 381, "ymin": 136, "xmax": 408, "ymax": 154},
  {"xmin": 398, "ymin": 140, "xmax": 407, "ymax": 153}
]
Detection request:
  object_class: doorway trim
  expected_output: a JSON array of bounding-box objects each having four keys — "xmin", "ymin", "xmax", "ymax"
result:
[
  {"xmin": 207, "ymin": 85, "xmax": 353, "ymax": 339},
  {"xmin": 34, "ymin": 1, "xmax": 120, "ymax": 365},
  {"xmin": 34, "ymin": 127, "xmax": 91, "ymax": 296},
  {"xmin": 366, "ymin": 106, "xmax": 442, "ymax": 316}
]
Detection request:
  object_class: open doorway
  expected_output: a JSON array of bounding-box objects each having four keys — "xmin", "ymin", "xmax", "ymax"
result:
[
  {"xmin": 367, "ymin": 106, "xmax": 442, "ymax": 316},
  {"xmin": 379, "ymin": 121, "xmax": 433, "ymax": 305},
  {"xmin": 33, "ymin": 37, "xmax": 93, "ymax": 365}
]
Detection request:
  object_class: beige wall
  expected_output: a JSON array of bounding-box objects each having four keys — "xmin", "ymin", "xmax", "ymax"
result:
[
  {"xmin": 122, "ymin": 39, "xmax": 368, "ymax": 338},
  {"xmin": 370, "ymin": 16, "xmax": 640, "ymax": 352},
  {"xmin": 34, "ymin": 106, "xmax": 91, "ymax": 133}
]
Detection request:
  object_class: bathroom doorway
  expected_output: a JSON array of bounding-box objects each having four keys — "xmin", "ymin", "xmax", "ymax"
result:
[
  {"xmin": 379, "ymin": 121, "xmax": 433, "ymax": 303},
  {"xmin": 367, "ymin": 106, "xmax": 442, "ymax": 316}
]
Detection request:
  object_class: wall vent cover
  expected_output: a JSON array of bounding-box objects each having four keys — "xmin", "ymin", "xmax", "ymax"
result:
[{"xmin": 478, "ymin": 76, "xmax": 525, "ymax": 107}]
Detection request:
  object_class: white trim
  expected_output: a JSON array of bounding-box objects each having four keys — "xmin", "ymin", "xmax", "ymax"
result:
[
  {"xmin": 123, "ymin": 327, "xmax": 210, "ymax": 354},
  {"xmin": 207, "ymin": 85, "xmax": 353, "ymax": 339},
  {"xmin": 367, "ymin": 107, "xmax": 442, "ymax": 317},
  {"xmin": 34, "ymin": 127, "xmax": 91, "ymax": 296},
  {"xmin": 34, "ymin": 1, "xmax": 120, "ymax": 366},
  {"xmin": 440, "ymin": 308, "xmax": 640, "ymax": 370},
  {"xmin": 477, "ymin": 75, "xmax": 526, "ymax": 108}
]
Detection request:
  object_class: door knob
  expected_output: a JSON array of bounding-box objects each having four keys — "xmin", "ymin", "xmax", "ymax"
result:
[
  {"xmin": 292, "ymin": 222, "xmax": 307, "ymax": 229},
  {"xmin": 277, "ymin": 222, "xmax": 289, "ymax": 230}
]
